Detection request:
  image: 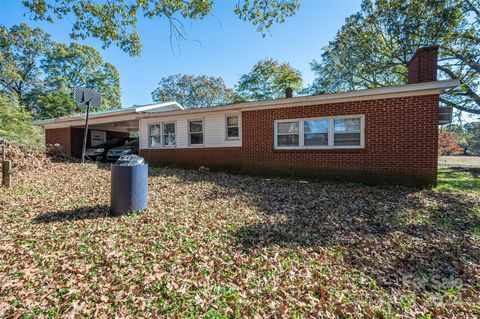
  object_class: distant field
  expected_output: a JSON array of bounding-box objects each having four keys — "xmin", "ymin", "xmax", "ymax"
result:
[{"xmin": 439, "ymin": 156, "xmax": 480, "ymax": 167}]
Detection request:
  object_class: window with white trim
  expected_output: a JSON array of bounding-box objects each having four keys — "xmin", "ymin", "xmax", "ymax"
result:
[
  {"xmin": 274, "ymin": 115, "xmax": 364, "ymax": 149},
  {"xmin": 276, "ymin": 121, "xmax": 300, "ymax": 147},
  {"xmin": 333, "ymin": 117, "xmax": 361, "ymax": 146},
  {"xmin": 189, "ymin": 120, "xmax": 204, "ymax": 145},
  {"xmin": 304, "ymin": 119, "xmax": 328, "ymax": 146},
  {"xmin": 148, "ymin": 124, "xmax": 161, "ymax": 147},
  {"xmin": 226, "ymin": 115, "xmax": 240, "ymax": 139},
  {"xmin": 163, "ymin": 122, "xmax": 176, "ymax": 146}
]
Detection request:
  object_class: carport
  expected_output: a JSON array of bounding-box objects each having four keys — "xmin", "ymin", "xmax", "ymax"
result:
[{"xmin": 34, "ymin": 102, "xmax": 182, "ymax": 158}]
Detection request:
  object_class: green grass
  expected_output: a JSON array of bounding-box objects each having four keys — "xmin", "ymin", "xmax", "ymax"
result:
[{"xmin": 436, "ymin": 168, "xmax": 480, "ymax": 193}]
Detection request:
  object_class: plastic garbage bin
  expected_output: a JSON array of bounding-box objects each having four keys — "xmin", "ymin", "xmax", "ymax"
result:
[{"xmin": 110, "ymin": 155, "xmax": 148, "ymax": 216}]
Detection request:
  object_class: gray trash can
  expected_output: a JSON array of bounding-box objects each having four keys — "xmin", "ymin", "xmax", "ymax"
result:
[{"xmin": 110, "ymin": 155, "xmax": 148, "ymax": 216}]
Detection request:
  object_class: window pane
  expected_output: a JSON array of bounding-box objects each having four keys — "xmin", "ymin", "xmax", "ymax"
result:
[
  {"xmin": 190, "ymin": 133, "xmax": 203, "ymax": 145},
  {"xmin": 277, "ymin": 121, "xmax": 299, "ymax": 134},
  {"xmin": 149, "ymin": 136, "xmax": 161, "ymax": 147},
  {"xmin": 334, "ymin": 133, "xmax": 361, "ymax": 146},
  {"xmin": 227, "ymin": 116, "xmax": 238, "ymax": 126},
  {"xmin": 189, "ymin": 121, "xmax": 203, "ymax": 133},
  {"xmin": 334, "ymin": 118, "xmax": 361, "ymax": 133},
  {"xmin": 304, "ymin": 119, "xmax": 328, "ymax": 133},
  {"xmin": 227, "ymin": 127, "xmax": 239, "ymax": 138},
  {"xmin": 164, "ymin": 134, "xmax": 175, "ymax": 146},
  {"xmin": 277, "ymin": 134, "xmax": 299, "ymax": 147},
  {"xmin": 304, "ymin": 133, "xmax": 328, "ymax": 146},
  {"xmin": 149, "ymin": 124, "xmax": 160, "ymax": 136},
  {"xmin": 163, "ymin": 123, "xmax": 175, "ymax": 134}
]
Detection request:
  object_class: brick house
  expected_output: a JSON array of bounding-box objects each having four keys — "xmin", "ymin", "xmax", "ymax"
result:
[{"xmin": 36, "ymin": 46, "xmax": 458, "ymax": 186}]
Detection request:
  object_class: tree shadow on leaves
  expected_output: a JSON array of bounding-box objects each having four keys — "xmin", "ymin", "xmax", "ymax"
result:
[
  {"xmin": 33, "ymin": 205, "xmax": 111, "ymax": 224},
  {"xmin": 151, "ymin": 167, "xmax": 480, "ymax": 293}
]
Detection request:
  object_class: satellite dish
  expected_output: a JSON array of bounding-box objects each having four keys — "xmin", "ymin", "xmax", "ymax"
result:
[
  {"xmin": 74, "ymin": 87, "xmax": 102, "ymax": 108},
  {"xmin": 74, "ymin": 87, "xmax": 102, "ymax": 164}
]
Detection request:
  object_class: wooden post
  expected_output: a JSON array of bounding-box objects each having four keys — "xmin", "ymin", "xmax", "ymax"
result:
[
  {"xmin": 2, "ymin": 142, "xmax": 11, "ymax": 188},
  {"xmin": 2, "ymin": 160, "xmax": 11, "ymax": 188}
]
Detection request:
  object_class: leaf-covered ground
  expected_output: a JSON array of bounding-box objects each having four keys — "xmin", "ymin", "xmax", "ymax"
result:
[{"xmin": 0, "ymin": 150, "xmax": 479, "ymax": 318}]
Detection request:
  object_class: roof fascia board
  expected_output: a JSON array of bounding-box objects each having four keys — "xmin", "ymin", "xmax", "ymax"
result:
[
  {"xmin": 40, "ymin": 113, "xmax": 139, "ymax": 129},
  {"xmin": 135, "ymin": 101, "xmax": 183, "ymax": 112},
  {"xmin": 139, "ymin": 80, "xmax": 459, "ymax": 120},
  {"xmin": 34, "ymin": 101, "xmax": 182, "ymax": 126}
]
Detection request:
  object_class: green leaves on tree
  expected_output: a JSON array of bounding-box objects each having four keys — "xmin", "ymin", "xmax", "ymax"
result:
[
  {"xmin": 235, "ymin": 59, "xmax": 303, "ymax": 101},
  {"xmin": 23, "ymin": 0, "xmax": 300, "ymax": 56}
]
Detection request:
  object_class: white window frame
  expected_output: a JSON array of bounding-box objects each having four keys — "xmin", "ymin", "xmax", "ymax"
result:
[
  {"xmin": 274, "ymin": 115, "xmax": 365, "ymax": 150},
  {"xmin": 225, "ymin": 114, "xmax": 241, "ymax": 140},
  {"xmin": 275, "ymin": 120, "xmax": 301, "ymax": 148},
  {"xmin": 148, "ymin": 123, "xmax": 162, "ymax": 148},
  {"xmin": 162, "ymin": 121, "xmax": 176, "ymax": 147},
  {"xmin": 188, "ymin": 119, "xmax": 205, "ymax": 147}
]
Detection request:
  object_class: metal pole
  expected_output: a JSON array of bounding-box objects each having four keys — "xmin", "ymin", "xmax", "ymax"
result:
[{"xmin": 81, "ymin": 101, "xmax": 91, "ymax": 164}]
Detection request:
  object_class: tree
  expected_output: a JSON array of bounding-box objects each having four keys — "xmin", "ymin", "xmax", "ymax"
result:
[
  {"xmin": 41, "ymin": 42, "xmax": 121, "ymax": 114},
  {"xmin": 151, "ymin": 74, "xmax": 235, "ymax": 108},
  {"xmin": 23, "ymin": 0, "xmax": 301, "ymax": 56},
  {"xmin": 0, "ymin": 94, "xmax": 43, "ymax": 147},
  {"xmin": 0, "ymin": 24, "xmax": 121, "ymax": 119},
  {"xmin": 308, "ymin": 0, "xmax": 480, "ymax": 115},
  {"xmin": 464, "ymin": 122, "xmax": 480, "ymax": 155},
  {"xmin": 438, "ymin": 131, "xmax": 464, "ymax": 155},
  {"xmin": 235, "ymin": 59, "xmax": 303, "ymax": 101},
  {"xmin": 35, "ymin": 90, "xmax": 79, "ymax": 120},
  {"xmin": 0, "ymin": 23, "xmax": 51, "ymax": 111}
]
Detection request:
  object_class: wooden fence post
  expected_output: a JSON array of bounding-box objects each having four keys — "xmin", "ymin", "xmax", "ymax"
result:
[
  {"xmin": 2, "ymin": 142, "xmax": 11, "ymax": 188},
  {"xmin": 2, "ymin": 160, "xmax": 11, "ymax": 188}
]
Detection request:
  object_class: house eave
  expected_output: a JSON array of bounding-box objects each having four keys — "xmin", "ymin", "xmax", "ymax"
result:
[{"xmin": 138, "ymin": 79, "xmax": 459, "ymax": 119}]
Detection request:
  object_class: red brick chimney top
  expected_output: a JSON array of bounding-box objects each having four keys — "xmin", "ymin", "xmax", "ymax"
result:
[{"xmin": 407, "ymin": 46, "xmax": 439, "ymax": 84}]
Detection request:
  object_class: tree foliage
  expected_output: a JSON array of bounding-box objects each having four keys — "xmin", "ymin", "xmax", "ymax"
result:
[
  {"xmin": 42, "ymin": 42, "xmax": 121, "ymax": 112},
  {"xmin": 438, "ymin": 131, "xmax": 464, "ymax": 155},
  {"xmin": 464, "ymin": 122, "xmax": 480, "ymax": 155},
  {"xmin": 443, "ymin": 121, "xmax": 480, "ymax": 155},
  {"xmin": 308, "ymin": 0, "xmax": 480, "ymax": 115},
  {"xmin": 0, "ymin": 24, "xmax": 121, "ymax": 119},
  {"xmin": 0, "ymin": 23, "xmax": 50, "ymax": 112},
  {"xmin": 0, "ymin": 94, "xmax": 43, "ymax": 147},
  {"xmin": 235, "ymin": 59, "xmax": 303, "ymax": 101},
  {"xmin": 23, "ymin": 0, "xmax": 300, "ymax": 56},
  {"xmin": 151, "ymin": 74, "xmax": 236, "ymax": 108}
]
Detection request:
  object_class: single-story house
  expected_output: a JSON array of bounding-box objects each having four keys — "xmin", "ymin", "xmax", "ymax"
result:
[{"xmin": 35, "ymin": 46, "xmax": 458, "ymax": 186}]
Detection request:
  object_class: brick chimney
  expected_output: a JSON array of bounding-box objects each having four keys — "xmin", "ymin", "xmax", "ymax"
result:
[
  {"xmin": 407, "ymin": 46, "xmax": 439, "ymax": 84},
  {"xmin": 285, "ymin": 87, "xmax": 293, "ymax": 98}
]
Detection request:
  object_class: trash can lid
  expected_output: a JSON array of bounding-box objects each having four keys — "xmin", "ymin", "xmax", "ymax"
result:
[{"xmin": 114, "ymin": 155, "xmax": 145, "ymax": 166}]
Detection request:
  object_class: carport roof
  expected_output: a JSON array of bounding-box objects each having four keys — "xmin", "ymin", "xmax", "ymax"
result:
[{"xmin": 33, "ymin": 101, "xmax": 183, "ymax": 127}]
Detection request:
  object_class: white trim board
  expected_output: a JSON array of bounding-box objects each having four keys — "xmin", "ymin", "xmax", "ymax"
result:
[{"xmin": 138, "ymin": 80, "xmax": 459, "ymax": 121}]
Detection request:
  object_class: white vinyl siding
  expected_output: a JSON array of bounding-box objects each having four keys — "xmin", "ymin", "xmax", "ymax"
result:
[
  {"xmin": 139, "ymin": 112, "xmax": 242, "ymax": 149},
  {"xmin": 274, "ymin": 115, "xmax": 365, "ymax": 149}
]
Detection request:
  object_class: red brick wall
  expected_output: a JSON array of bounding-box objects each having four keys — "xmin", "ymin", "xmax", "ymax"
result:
[
  {"xmin": 408, "ymin": 46, "xmax": 438, "ymax": 84},
  {"xmin": 140, "ymin": 94, "xmax": 440, "ymax": 186},
  {"xmin": 45, "ymin": 128, "xmax": 71, "ymax": 155},
  {"xmin": 141, "ymin": 147, "xmax": 244, "ymax": 171}
]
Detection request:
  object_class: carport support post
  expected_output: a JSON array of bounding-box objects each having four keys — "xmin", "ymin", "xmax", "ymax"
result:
[{"xmin": 81, "ymin": 101, "xmax": 91, "ymax": 164}]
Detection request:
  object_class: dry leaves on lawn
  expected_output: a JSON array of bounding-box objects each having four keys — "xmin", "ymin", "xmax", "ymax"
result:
[{"xmin": 0, "ymin": 144, "xmax": 479, "ymax": 318}]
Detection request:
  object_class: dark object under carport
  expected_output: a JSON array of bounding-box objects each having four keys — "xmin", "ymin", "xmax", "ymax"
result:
[{"xmin": 110, "ymin": 155, "xmax": 148, "ymax": 216}]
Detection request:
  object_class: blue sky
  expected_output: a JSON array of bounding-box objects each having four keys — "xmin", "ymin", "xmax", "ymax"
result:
[{"xmin": 0, "ymin": 0, "xmax": 361, "ymax": 107}]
